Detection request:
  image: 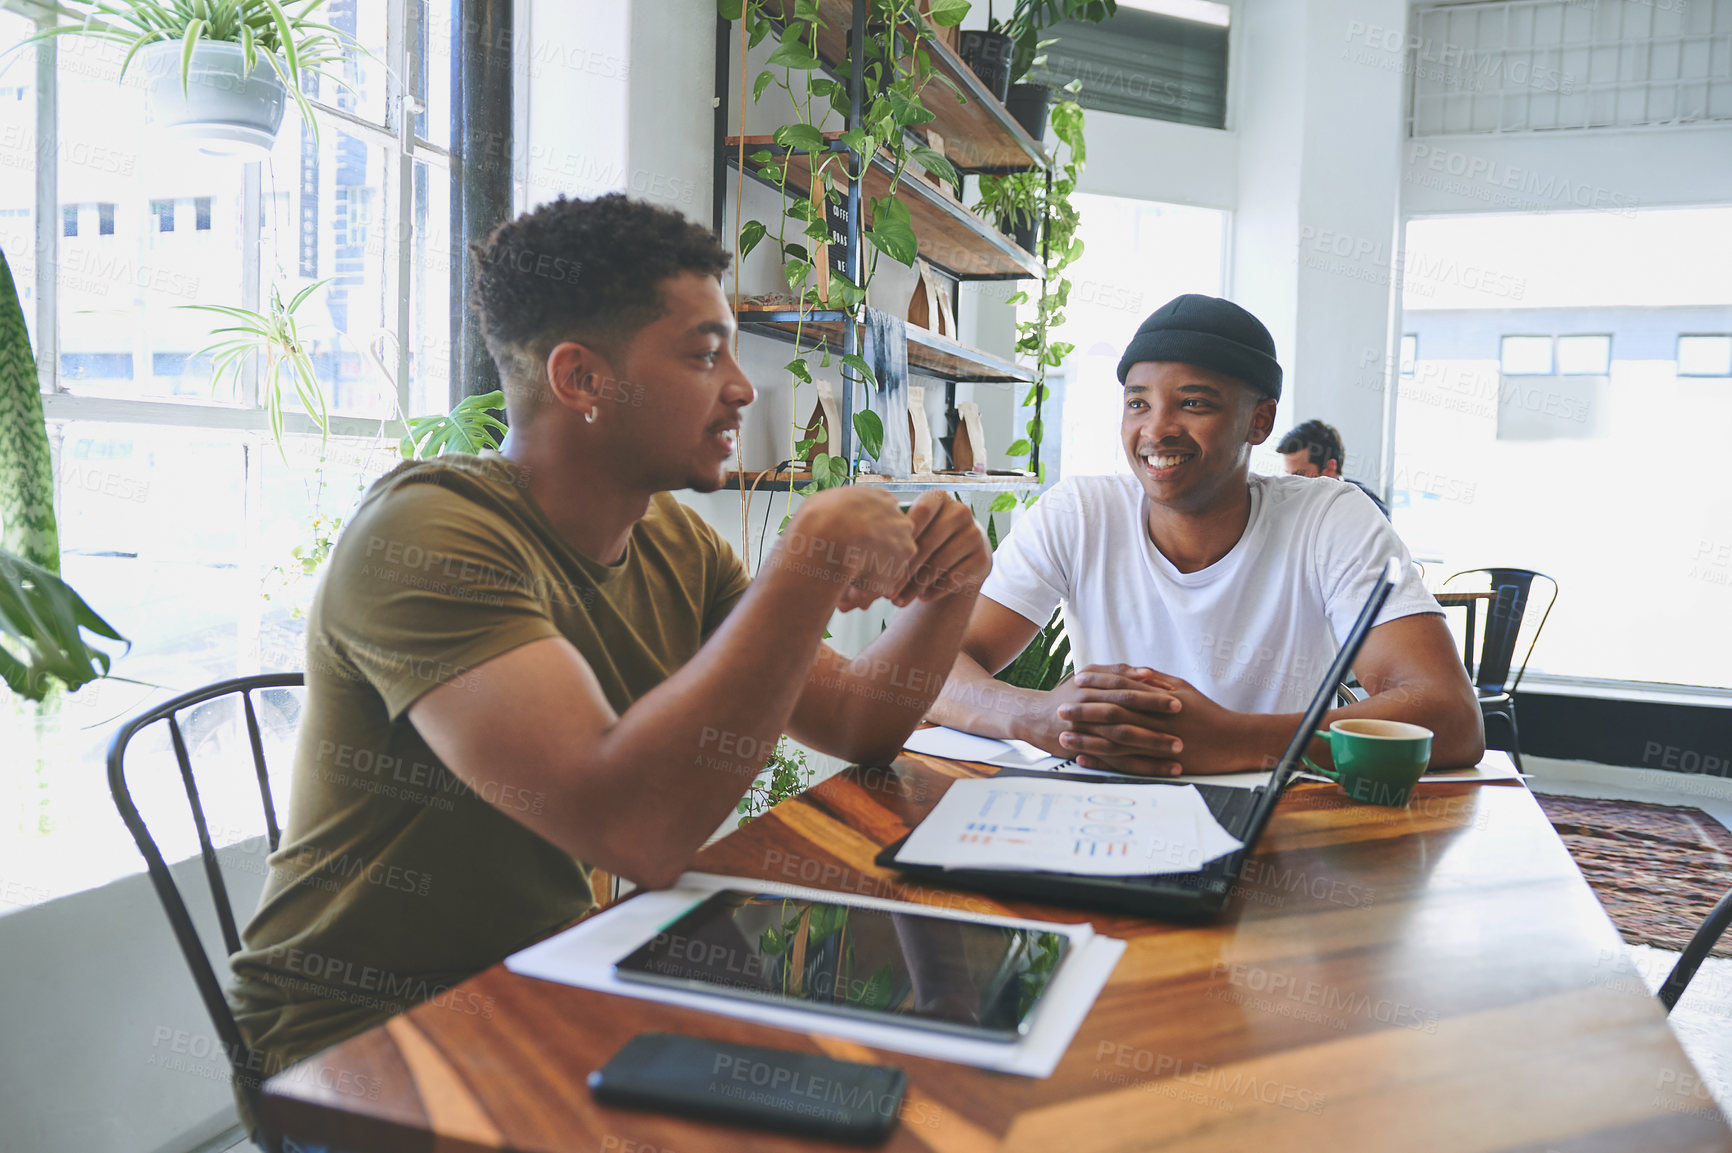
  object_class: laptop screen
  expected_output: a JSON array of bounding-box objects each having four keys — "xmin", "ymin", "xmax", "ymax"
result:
[{"xmin": 1235, "ymin": 556, "xmax": 1404, "ymax": 841}]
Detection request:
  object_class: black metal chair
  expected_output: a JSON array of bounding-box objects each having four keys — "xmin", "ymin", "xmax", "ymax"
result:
[
  {"xmin": 1441, "ymin": 568, "xmax": 1558, "ymax": 772},
  {"xmin": 107, "ymin": 673, "xmax": 304, "ymax": 1153},
  {"xmin": 1659, "ymin": 889, "xmax": 1732, "ymax": 1013}
]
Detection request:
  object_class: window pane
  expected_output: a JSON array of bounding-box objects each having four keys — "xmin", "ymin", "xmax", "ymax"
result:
[
  {"xmin": 2, "ymin": 424, "xmax": 397, "ymax": 900},
  {"xmin": 408, "ymin": 158, "xmax": 453, "ymax": 416},
  {"xmin": 55, "ymin": 34, "xmax": 247, "ymax": 404},
  {"xmin": 0, "ymin": 11, "xmax": 39, "ymax": 352},
  {"xmin": 1556, "ymin": 334, "xmax": 1610, "ymax": 375},
  {"xmin": 259, "ymin": 122, "xmax": 395, "ymax": 420},
  {"xmin": 1678, "ymin": 335, "xmax": 1732, "ymax": 376},
  {"xmin": 1499, "ymin": 335, "xmax": 1553, "ymax": 375},
  {"xmin": 1400, "ymin": 334, "xmax": 1417, "ymax": 376},
  {"xmin": 415, "ymin": 0, "xmax": 455, "ymax": 149},
  {"xmin": 1055, "ymin": 195, "xmax": 1228, "ymax": 479},
  {"xmin": 1398, "ymin": 210, "xmax": 1732, "ymax": 690},
  {"xmin": 317, "ymin": 0, "xmax": 390, "ymax": 128}
]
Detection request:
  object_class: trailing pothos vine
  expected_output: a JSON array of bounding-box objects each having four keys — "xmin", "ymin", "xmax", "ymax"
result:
[
  {"xmin": 721, "ymin": 0, "xmax": 969, "ymax": 497},
  {"xmin": 977, "ymin": 86, "xmax": 1087, "ymax": 514}
]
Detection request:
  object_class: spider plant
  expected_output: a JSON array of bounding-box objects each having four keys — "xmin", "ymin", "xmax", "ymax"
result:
[
  {"xmin": 183, "ymin": 278, "xmax": 331, "ymax": 456},
  {"xmin": 24, "ymin": 0, "xmax": 361, "ymax": 142}
]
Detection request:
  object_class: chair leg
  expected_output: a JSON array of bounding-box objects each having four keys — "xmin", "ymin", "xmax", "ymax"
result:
[
  {"xmin": 1500, "ymin": 708, "xmax": 1524, "ymax": 774},
  {"xmin": 1483, "ymin": 706, "xmax": 1524, "ymax": 773},
  {"xmin": 1660, "ymin": 887, "xmax": 1732, "ymax": 1012}
]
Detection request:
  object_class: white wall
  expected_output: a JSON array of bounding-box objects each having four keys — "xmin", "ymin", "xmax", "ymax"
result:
[
  {"xmin": 1232, "ymin": 0, "xmax": 1409, "ymax": 490},
  {"xmin": 1, "ymin": 841, "xmax": 269, "ymax": 1153},
  {"xmin": 1078, "ymin": 112, "xmax": 1238, "ymax": 210},
  {"xmin": 1402, "ymin": 125, "xmax": 1732, "ymax": 217}
]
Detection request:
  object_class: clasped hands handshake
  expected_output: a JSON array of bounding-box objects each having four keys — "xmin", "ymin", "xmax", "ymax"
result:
[
  {"xmin": 1018, "ymin": 664, "xmax": 1249, "ymax": 777},
  {"xmin": 774, "ymin": 487, "xmax": 990, "ymax": 611}
]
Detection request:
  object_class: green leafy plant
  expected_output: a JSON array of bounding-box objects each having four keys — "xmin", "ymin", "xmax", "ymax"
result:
[
  {"xmin": 735, "ymin": 736, "xmax": 817, "ymax": 826},
  {"xmin": 726, "ymin": 0, "xmax": 968, "ymax": 496},
  {"xmin": 0, "ymin": 244, "xmax": 125, "ymax": 703},
  {"xmin": 993, "ymin": 0, "xmax": 1118, "ymax": 84},
  {"xmin": 399, "ymin": 390, "xmax": 508, "ymax": 459},
  {"xmin": 25, "ymin": 0, "xmax": 362, "ymax": 141},
  {"xmin": 984, "ymin": 514, "xmax": 1071, "ymax": 690},
  {"xmin": 0, "ymin": 549, "xmax": 126, "ymax": 702},
  {"xmin": 973, "ymin": 168, "xmax": 1043, "ymax": 246},
  {"xmin": 183, "ymin": 278, "xmax": 331, "ymax": 457},
  {"xmin": 982, "ymin": 91, "xmax": 1089, "ymax": 495}
]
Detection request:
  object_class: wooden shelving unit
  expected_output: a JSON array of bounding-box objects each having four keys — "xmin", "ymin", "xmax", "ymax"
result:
[
  {"xmin": 725, "ymin": 135, "xmax": 1040, "ymax": 281},
  {"xmin": 713, "ymin": 2, "xmax": 1048, "ymax": 489},
  {"xmin": 758, "ymin": 0, "xmax": 1049, "ymax": 173},
  {"xmin": 735, "ymin": 309, "xmax": 1035, "ymax": 384},
  {"xmin": 724, "ymin": 469, "xmax": 1040, "ymax": 495}
]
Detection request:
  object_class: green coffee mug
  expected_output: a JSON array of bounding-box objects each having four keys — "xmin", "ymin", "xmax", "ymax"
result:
[{"xmin": 1301, "ymin": 719, "xmax": 1434, "ymax": 807}]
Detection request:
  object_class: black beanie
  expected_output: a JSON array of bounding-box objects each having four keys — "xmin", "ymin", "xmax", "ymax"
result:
[{"xmin": 1115, "ymin": 294, "xmax": 1282, "ymax": 401}]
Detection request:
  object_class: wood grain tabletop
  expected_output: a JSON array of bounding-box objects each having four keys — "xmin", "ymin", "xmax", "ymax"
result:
[{"xmin": 261, "ymin": 753, "xmax": 1732, "ymax": 1152}]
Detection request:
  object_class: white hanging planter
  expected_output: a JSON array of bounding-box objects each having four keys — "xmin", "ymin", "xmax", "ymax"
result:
[{"xmin": 136, "ymin": 40, "xmax": 288, "ymax": 160}]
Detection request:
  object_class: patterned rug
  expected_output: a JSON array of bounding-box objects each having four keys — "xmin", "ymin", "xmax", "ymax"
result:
[{"xmin": 1536, "ymin": 794, "xmax": 1732, "ymax": 958}]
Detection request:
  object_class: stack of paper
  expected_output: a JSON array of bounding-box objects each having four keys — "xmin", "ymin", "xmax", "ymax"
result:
[
  {"xmin": 902, "ymin": 725, "xmax": 1070, "ymax": 770},
  {"xmin": 895, "ymin": 777, "xmax": 1243, "ymax": 877}
]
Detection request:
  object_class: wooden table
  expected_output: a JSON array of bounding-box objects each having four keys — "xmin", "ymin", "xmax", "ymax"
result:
[
  {"xmin": 1435, "ymin": 590, "xmax": 1497, "ymax": 675},
  {"xmin": 262, "ymin": 754, "xmax": 1731, "ymax": 1151}
]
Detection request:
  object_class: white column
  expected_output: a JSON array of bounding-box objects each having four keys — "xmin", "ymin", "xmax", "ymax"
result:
[{"xmin": 1233, "ymin": 0, "xmax": 1408, "ymax": 490}]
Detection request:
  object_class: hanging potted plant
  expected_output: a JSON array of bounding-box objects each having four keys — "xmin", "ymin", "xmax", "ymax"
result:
[
  {"xmin": 26, "ymin": 0, "xmax": 359, "ymax": 158},
  {"xmin": 998, "ymin": 0, "xmax": 1116, "ymax": 139}
]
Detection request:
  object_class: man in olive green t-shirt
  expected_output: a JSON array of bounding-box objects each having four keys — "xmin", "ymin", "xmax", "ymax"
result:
[{"xmin": 227, "ymin": 195, "xmax": 992, "ymax": 1097}]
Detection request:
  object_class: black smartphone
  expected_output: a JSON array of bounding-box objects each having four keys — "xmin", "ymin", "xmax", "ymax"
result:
[{"xmin": 588, "ymin": 1032, "xmax": 907, "ymax": 1145}]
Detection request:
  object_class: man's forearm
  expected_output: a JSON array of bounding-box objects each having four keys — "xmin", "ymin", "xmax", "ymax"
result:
[
  {"xmin": 809, "ymin": 587, "xmax": 984, "ymax": 764},
  {"xmin": 1233, "ymin": 685, "xmax": 1486, "ymax": 773},
  {"xmin": 583, "ymin": 554, "xmax": 849, "ymax": 882},
  {"xmin": 926, "ymin": 652, "xmax": 1048, "ymax": 742}
]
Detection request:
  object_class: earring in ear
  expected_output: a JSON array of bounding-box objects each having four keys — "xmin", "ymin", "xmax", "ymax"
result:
[{"xmin": 584, "ymin": 409, "xmax": 596, "ymax": 424}]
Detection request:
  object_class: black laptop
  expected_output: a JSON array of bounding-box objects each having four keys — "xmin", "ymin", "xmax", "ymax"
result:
[{"xmin": 875, "ymin": 557, "xmax": 1404, "ymax": 922}]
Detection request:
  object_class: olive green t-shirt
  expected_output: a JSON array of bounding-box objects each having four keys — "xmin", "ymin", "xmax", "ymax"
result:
[{"xmin": 227, "ymin": 452, "xmax": 750, "ymax": 1076}]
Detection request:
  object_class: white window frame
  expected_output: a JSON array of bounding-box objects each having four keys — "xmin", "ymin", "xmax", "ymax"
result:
[{"xmin": 14, "ymin": 0, "xmax": 452, "ymax": 440}]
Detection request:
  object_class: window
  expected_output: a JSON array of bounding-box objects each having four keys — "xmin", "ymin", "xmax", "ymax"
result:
[
  {"xmin": 1055, "ymin": 195, "xmax": 1229, "ymax": 479},
  {"xmin": 1037, "ymin": 2, "xmax": 1231, "ymax": 129},
  {"xmin": 1400, "ymin": 334, "xmax": 1417, "ymax": 376},
  {"xmin": 1678, "ymin": 335, "xmax": 1732, "ymax": 377},
  {"xmin": 1555, "ymin": 335, "xmax": 1611, "ymax": 375},
  {"xmin": 2, "ymin": 1, "xmax": 461, "ymax": 903},
  {"xmin": 1397, "ymin": 208, "xmax": 1732, "ymax": 691},
  {"xmin": 1499, "ymin": 335, "xmax": 1553, "ymax": 375}
]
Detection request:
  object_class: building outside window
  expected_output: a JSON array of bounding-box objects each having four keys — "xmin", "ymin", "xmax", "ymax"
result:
[
  {"xmin": 0, "ymin": 0, "xmax": 458, "ymax": 902},
  {"xmin": 1396, "ymin": 208, "xmax": 1732, "ymax": 691}
]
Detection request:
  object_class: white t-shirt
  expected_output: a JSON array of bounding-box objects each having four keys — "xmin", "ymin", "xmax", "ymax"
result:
[{"xmin": 981, "ymin": 473, "xmax": 1440, "ymax": 715}]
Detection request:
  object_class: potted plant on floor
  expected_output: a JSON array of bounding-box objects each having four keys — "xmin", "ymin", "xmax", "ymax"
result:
[{"xmin": 26, "ymin": 0, "xmax": 360, "ymax": 157}]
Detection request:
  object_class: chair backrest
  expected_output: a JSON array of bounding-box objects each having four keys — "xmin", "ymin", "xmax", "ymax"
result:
[
  {"xmin": 105, "ymin": 673, "xmax": 304, "ymax": 1107},
  {"xmin": 1443, "ymin": 568, "xmax": 1559, "ymax": 694}
]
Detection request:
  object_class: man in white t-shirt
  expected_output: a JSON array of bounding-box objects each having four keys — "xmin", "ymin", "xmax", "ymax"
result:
[{"xmin": 930, "ymin": 294, "xmax": 1483, "ymax": 775}]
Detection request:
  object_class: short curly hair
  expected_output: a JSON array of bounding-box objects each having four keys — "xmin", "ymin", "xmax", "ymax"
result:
[{"xmin": 470, "ymin": 193, "xmax": 731, "ymax": 378}]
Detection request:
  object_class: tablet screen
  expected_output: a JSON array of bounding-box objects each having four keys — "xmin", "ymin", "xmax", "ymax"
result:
[{"xmin": 613, "ymin": 890, "xmax": 1070, "ymax": 1042}]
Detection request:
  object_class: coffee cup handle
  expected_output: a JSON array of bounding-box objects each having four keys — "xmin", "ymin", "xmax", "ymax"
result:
[{"xmin": 1300, "ymin": 730, "xmax": 1339, "ymax": 780}]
